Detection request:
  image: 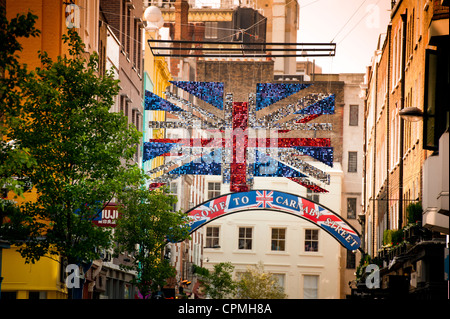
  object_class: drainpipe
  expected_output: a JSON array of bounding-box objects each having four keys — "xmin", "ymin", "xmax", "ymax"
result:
[
  {"xmin": 399, "ymin": 11, "xmax": 407, "ymax": 229},
  {"xmin": 372, "ymin": 62, "xmax": 378, "ymax": 256},
  {"xmin": 386, "ymin": 23, "xmax": 392, "ymax": 232},
  {"xmin": 362, "ymin": 79, "xmax": 368, "ymax": 254}
]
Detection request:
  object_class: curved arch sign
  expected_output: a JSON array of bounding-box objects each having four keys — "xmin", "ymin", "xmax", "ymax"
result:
[{"xmin": 186, "ymin": 190, "xmax": 362, "ymax": 252}]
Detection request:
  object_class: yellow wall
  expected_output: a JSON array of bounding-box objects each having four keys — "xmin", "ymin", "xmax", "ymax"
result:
[
  {"xmin": 7, "ymin": 0, "xmax": 67, "ymax": 66},
  {"xmin": 2, "ymin": 249, "xmax": 67, "ymax": 299},
  {"xmin": 144, "ymin": 29, "xmax": 172, "ymax": 177},
  {"xmin": 152, "ymin": 57, "xmax": 171, "ymax": 175}
]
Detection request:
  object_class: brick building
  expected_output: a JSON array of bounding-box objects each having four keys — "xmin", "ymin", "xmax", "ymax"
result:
[
  {"xmin": 100, "ymin": 0, "xmax": 144, "ymax": 165},
  {"xmin": 359, "ymin": 0, "xmax": 448, "ymax": 299}
]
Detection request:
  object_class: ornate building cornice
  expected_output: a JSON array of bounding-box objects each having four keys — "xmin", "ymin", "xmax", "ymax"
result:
[{"xmin": 161, "ymin": 8, "xmax": 234, "ymax": 22}]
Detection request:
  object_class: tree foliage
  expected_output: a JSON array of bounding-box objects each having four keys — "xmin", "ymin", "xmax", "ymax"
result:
[
  {"xmin": 195, "ymin": 261, "xmax": 287, "ymax": 299},
  {"xmin": 114, "ymin": 186, "xmax": 190, "ymax": 297},
  {"xmin": 1, "ymin": 25, "xmax": 142, "ymax": 266},
  {"xmin": 194, "ymin": 262, "xmax": 237, "ymax": 299},
  {"xmin": 236, "ymin": 262, "xmax": 287, "ymax": 299}
]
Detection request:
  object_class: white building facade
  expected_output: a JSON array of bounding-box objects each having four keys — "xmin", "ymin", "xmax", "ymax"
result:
[{"xmin": 201, "ymin": 167, "xmax": 344, "ymax": 299}]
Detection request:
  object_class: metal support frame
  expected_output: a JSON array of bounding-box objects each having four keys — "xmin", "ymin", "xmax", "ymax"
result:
[{"xmin": 148, "ymin": 39, "xmax": 336, "ymax": 58}]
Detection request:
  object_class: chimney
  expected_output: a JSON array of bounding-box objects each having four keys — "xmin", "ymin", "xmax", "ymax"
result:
[
  {"xmin": 174, "ymin": 0, "xmax": 189, "ymax": 41},
  {"xmin": 171, "ymin": 0, "xmax": 190, "ymax": 78}
]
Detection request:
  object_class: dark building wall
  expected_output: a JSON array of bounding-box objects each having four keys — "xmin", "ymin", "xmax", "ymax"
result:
[
  {"xmin": 232, "ymin": 7, "xmax": 267, "ymax": 45},
  {"xmin": 196, "ymin": 59, "xmax": 274, "ymax": 101}
]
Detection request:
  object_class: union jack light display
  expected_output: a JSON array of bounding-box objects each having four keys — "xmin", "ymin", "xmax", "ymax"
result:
[{"xmin": 144, "ymin": 81, "xmax": 335, "ymax": 193}]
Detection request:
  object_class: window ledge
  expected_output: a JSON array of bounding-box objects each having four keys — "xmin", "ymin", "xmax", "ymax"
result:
[
  {"xmin": 204, "ymin": 248, "xmax": 223, "ymax": 253},
  {"xmin": 299, "ymin": 252, "xmax": 323, "ymax": 257},
  {"xmin": 232, "ymin": 250, "xmax": 257, "ymax": 255},
  {"xmin": 266, "ymin": 251, "xmax": 290, "ymax": 257}
]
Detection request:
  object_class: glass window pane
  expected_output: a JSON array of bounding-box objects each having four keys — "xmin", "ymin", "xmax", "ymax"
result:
[
  {"xmin": 347, "ymin": 198, "xmax": 357, "ymax": 219},
  {"xmin": 349, "ymin": 105, "xmax": 359, "ymax": 126},
  {"xmin": 305, "ymin": 229, "xmax": 319, "ymax": 252},
  {"xmin": 303, "ymin": 275, "xmax": 318, "ymax": 299},
  {"xmin": 348, "ymin": 152, "xmax": 357, "ymax": 172},
  {"xmin": 238, "ymin": 227, "xmax": 252, "ymax": 250}
]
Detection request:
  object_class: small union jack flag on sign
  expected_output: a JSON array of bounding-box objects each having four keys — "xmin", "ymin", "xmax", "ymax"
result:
[{"xmin": 255, "ymin": 191, "xmax": 274, "ymax": 208}]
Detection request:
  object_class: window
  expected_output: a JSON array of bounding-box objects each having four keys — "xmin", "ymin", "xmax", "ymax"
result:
[
  {"xmin": 271, "ymin": 228, "xmax": 286, "ymax": 251},
  {"xmin": 347, "ymin": 198, "xmax": 357, "ymax": 219},
  {"xmin": 0, "ymin": 292, "xmax": 17, "ymax": 300},
  {"xmin": 120, "ymin": 95, "xmax": 126, "ymax": 116},
  {"xmin": 137, "ymin": 27, "xmax": 142, "ymax": 72},
  {"xmin": 346, "ymin": 250, "xmax": 356, "ymax": 269},
  {"xmin": 392, "ymin": 25, "xmax": 402, "ymax": 86},
  {"xmin": 208, "ymin": 182, "xmax": 221, "ymax": 199},
  {"xmin": 348, "ymin": 151, "xmax": 357, "ymax": 173},
  {"xmin": 272, "ymin": 274, "xmax": 286, "ymax": 292},
  {"xmin": 304, "ymin": 229, "xmax": 319, "ymax": 252},
  {"xmin": 169, "ymin": 182, "xmax": 178, "ymax": 195},
  {"xmin": 133, "ymin": 19, "xmax": 138, "ymax": 66},
  {"xmin": 404, "ymin": 120, "xmax": 412, "ymax": 152},
  {"xmin": 205, "ymin": 22, "xmax": 218, "ymax": 39},
  {"xmin": 238, "ymin": 227, "xmax": 253, "ymax": 250},
  {"xmin": 306, "ymin": 189, "xmax": 319, "ymax": 203},
  {"xmin": 169, "ymin": 182, "xmax": 178, "ymax": 211},
  {"xmin": 349, "ymin": 105, "xmax": 359, "ymax": 126},
  {"xmin": 121, "ymin": 1, "xmax": 126, "ymax": 46},
  {"xmin": 28, "ymin": 291, "xmax": 47, "ymax": 299},
  {"xmin": 206, "ymin": 226, "xmax": 220, "ymax": 248},
  {"xmin": 303, "ymin": 275, "xmax": 318, "ymax": 299},
  {"xmin": 390, "ymin": 105, "xmax": 400, "ymax": 168},
  {"xmin": 125, "ymin": 100, "xmax": 129, "ymax": 120},
  {"xmin": 126, "ymin": 7, "xmax": 131, "ymax": 54}
]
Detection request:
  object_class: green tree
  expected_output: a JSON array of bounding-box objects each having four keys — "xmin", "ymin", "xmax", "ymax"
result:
[
  {"xmin": 194, "ymin": 262, "xmax": 237, "ymax": 299},
  {"xmin": 114, "ymin": 186, "xmax": 190, "ymax": 298},
  {"xmin": 236, "ymin": 262, "xmax": 287, "ymax": 299},
  {"xmin": 1, "ymin": 26, "xmax": 142, "ymax": 280}
]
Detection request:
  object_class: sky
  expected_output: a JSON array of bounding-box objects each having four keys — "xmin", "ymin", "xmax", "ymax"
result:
[
  {"xmin": 192, "ymin": 0, "xmax": 392, "ymax": 74},
  {"xmin": 297, "ymin": 0, "xmax": 392, "ymax": 74}
]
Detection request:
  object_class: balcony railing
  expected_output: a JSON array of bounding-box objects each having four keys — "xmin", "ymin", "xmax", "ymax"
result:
[{"xmin": 374, "ymin": 223, "xmax": 447, "ymax": 269}]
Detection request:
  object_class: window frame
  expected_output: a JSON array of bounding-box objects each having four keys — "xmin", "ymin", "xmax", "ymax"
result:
[
  {"xmin": 205, "ymin": 21, "xmax": 218, "ymax": 39},
  {"xmin": 348, "ymin": 151, "xmax": 358, "ymax": 173},
  {"xmin": 271, "ymin": 228, "xmax": 286, "ymax": 251},
  {"xmin": 205, "ymin": 226, "xmax": 220, "ymax": 249},
  {"xmin": 347, "ymin": 197, "xmax": 357, "ymax": 219},
  {"xmin": 238, "ymin": 227, "xmax": 253, "ymax": 250},
  {"xmin": 303, "ymin": 275, "xmax": 319, "ymax": 299},
  {"xmin": 207, "ymin": 182, "xmax": 221, "ymax": 200},
  {"xmin": 306, "ymin": 189, "xmax": 320, "ymax": 203},
  {"xmin": 304, "ymin": 229, "xmax": 319, "ymax": 252},
  {"xmin": 346, "ymin": 250, "xmax": 356, "ymax": 269},
  {"xmin": 349, "ymin": 105, "xmax": 359, "ymax": 126}
]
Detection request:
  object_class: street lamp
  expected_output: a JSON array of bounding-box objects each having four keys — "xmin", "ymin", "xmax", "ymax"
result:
[
  {"xmin": 143, "ymin": 6, "xmax": 164, "ymax": 31},
  {"xmin": 399, "ymin": 107, "xmax": 424, "ymax": 122}
]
